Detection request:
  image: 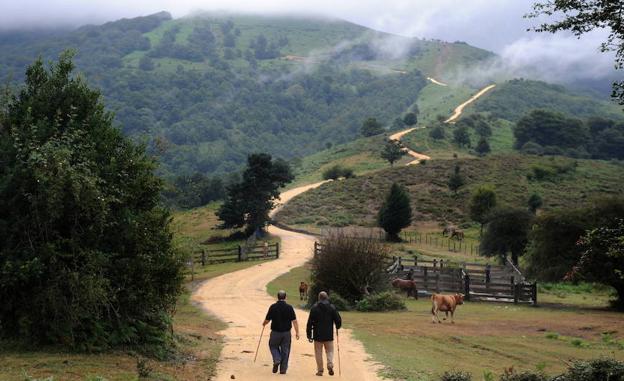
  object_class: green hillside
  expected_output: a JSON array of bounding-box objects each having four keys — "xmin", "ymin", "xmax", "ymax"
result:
[
  {"xmin": 275, "ymin": 154, "xmax": 624, "ymax": 228},
  {"xmin": 0, "ymin": 12, "xmax": 494, "ymax": 178},
  {"xmin": 473, "ymin": 79, "xmax": 623, "ymax": 122}
]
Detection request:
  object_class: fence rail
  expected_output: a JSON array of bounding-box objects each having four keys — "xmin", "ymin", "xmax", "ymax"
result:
[{"xmin": 191, "ymin": 242, "xmax": 280, "ymax": 266}]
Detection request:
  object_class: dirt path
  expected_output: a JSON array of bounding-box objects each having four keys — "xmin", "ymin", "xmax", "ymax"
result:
[
  {"xmin": 444, "ymin": 84, "xmax": 496, "ymax": 123},
  {"xmin": 389, "ymin": 128, "xmax": 431, "ymax": 165},
  {"xmin": 426, "ymin": 77, "xmax": 448, "ymax": 86},
  {"xmin": 192, "ymin": 182, "xmax": 382, "ymax": 381}
]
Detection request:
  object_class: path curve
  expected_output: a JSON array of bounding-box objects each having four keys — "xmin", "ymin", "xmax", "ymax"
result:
[
  {"xmin": 444, "ymin": 84, "xmax": 496, "ymax": 123},
  {"xmin": 427, "ymin": 77, "xmax": 448, "ymax": 86},
  {"xmin": 389, "ymin": 128, "xmax": 431, "ymax": 165},
  {"xmin": 192, "ymin": 182, "xmax": 382, "ymax": 381}
]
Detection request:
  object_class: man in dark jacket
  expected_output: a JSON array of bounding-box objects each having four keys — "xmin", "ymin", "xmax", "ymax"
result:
[
  {"xmin": 306, "ymin": 291, "xmax": 342, "ymax": 376},
  {"xmin": 263, "ymin": 290, "xmax": 300, "ymax": 374}
]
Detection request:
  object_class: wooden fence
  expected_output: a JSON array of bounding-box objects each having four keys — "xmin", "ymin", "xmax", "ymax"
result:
[
  {"xmin": 191, "ymin": 242, "xmax": 280, "ymax": 266},
  {"xmin": 399, "ymin": 231, "xmax": 481, "ymax": 256}
]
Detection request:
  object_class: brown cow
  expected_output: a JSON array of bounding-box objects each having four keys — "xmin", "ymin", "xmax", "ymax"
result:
[
  {"xmin": 299, "ymin": 281, "xmax": 309, "ymax": 300},
  {"xmin": 431, "ymin": 293, "xmax": 464, "ymax": 324},
  {"xmin": 391, "ymin": 278, "xmax": 418, "ymax": 299}
]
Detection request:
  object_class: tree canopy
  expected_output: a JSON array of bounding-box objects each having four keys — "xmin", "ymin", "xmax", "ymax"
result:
[
  {"xmin": 361, "ymin": 117, "xmax": 385, "ymax": 137},
  {"xmin": 469, "ymin": 185, "xmax": 497, "ymax": 235},
  {"xmin": 0, "ymin": 52, "xmax": 183, "ymax": 350},
  {"xmin": 480, "ymin": 208, "xmax": 533, "ymax": 265},
  {"xmin": 380, "ymin": 140, "xmax": 407, "ymax": 166},
  {"xmin": 217, "ymin": 153, "xmax": 293, "ymax": 235}
]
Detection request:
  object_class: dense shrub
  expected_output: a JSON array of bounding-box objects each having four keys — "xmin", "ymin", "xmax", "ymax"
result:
[
  {"xmin": 439, "ymin": 371, "xmax": 472, "ymax": 381},
  {"xmin": 500, "ymin": 370, "xmax": 548, "ymax": 381},
  {"xmin": 559, "ymin": 358, "xmax": 624, "ymax": 381},
  {"xmin": 355, "ymin": 291, "xmax": 406, "ymax": 312},
  {"xmin": 322, "ymin": 165, "xmax": 355, "ymax": 180},
  {"xmin": 311, "ymin": 235, "xmax": 389, "ymax": 303}
]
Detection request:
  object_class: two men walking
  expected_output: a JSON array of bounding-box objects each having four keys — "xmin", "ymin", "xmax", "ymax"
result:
[{"xmin": 262, "ymin": 290, "xmax": 341, "ymax": 376}]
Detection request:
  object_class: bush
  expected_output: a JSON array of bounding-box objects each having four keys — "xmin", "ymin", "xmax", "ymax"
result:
[
  {"xmin": 322, "ymin": 165, "xmax": 355, "ymax": 180},
  {"xmin": 311, "ymin": 235, "xmax": 389, "ymax": 302},
  {"xmin": 521, "ymin": 141, "xmax": 544, "ymax": 155},
  {"xmin": 559, "ymin": 358, "xmax": 624, "ymax": 381},
  {"xmin": 500, "ymin": 370, "xmax": 548, "ymax": 381},
  {"xmin": 355, "ymin": 291, "xmax": 406, "ymax": 312},
  {"xmin": 440, "ymin": 371, "xmax": 472, "ymax": 381},
  {"xmin": 327, "ymin": 291, "xmax": 352, "ymax": 311}
]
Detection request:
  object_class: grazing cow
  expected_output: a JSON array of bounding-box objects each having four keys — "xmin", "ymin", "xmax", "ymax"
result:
[
  {"xmin": 450, "ymin": 229, "xmax": 464, "ymax": 241},
  {"xmin": 299, "ymin": 281, "xmax": 309, "ymax": 300},
  {"xmin": 442, "ymin": 225, "xmax": 457, "ymax": 237},
  {"xmin": 431, "ymin": 293, "xmax": 464, "ymax": 324},
  {"xmin": 391, "ymin": 278, "xmax": 419, "ymax": 299}
]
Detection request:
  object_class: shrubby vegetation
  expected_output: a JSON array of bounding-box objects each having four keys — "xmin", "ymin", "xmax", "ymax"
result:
[
  {"xmin": 0, "ymin": 53, "xmax": 183, "ymax": 351},
  {"xmin": 322, "ymin": 165, "xmax": 355, "ymax": 180}
]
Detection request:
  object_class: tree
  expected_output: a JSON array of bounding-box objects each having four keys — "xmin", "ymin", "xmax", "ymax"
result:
[
  {"xmin": 480, "ymin": 208, "xmax": 533, "ymax": 266},
  {"xmin": 527, "ymin": 193, "xmax": 543, "ymax": 214},
  {"xmin": 429, "ymin": 125, "xmax": 446, "ymax": 140},
  {"xmin": 361, "ymin": 117, "xmax": 384, "ymax": 137},
  {"xmin": 403, "ymin": 112, "xmax": 418, "ymax": 126},
  {"xmin": 475, "ymin": 137, "xmax": 491, "ymax": 156},
  {"xmin": 0, "ymin": 52, "xmax": 183, "ymax": 348},
  {"xmin": 528, "ymin": 1, "xmax": 624, "ymax": 105},
  {"xmin": 469, "ymin": 185, "xmax": 497, "ymax": 236},
  {"xmin": 576, "ymin": 219, "xmax": 624, "ymax": 308},
  {"xmin": 447, "ymin": 164, "xmax": 465, "ymax": 195},
  {"xmin": 453, "ymin": 126, "xmax": 471, "ymax": 147},
  {"xmin": 217, "ymin": 153, "xmax": 293, "ymax": 235},
  {"xmin": 514, "ymin": 109, "xmax": 588, "ymax": 150},
  {"xmin": 391, "ymin": 117, "xmax": 405, "ymax": 131},
  {"xmin": 377, "ymin": 183, "xmax": 412, "ymax": 241},
  {"xmin": 381, "ymin": 140, "xmax": 407, "ymax": 166}
]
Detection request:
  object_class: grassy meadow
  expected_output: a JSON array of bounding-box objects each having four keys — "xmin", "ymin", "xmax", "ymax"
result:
[{"xmin": 268, "ymin": 265, "xmax": 624, "ymax": 381}]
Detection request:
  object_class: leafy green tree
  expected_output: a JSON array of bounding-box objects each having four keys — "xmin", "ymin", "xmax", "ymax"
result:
[
  {"xmin": 429, "ymin": 125, "xmax": 446, "ymax": 140},
  {"xmin": 403, "ymin": 112, "xmax": 418, "ymax": 126},
  {"xmin": 514, "ymin": 109, "xmax": 588, "ymax": 150},
  {"xmin": 475, "ymin": 137, "xmax": 491, "ymax": 156},
  {"xmin": 527, "ymin": 193, "xmax": 543, "ymax": 214},
  {"xmin": 217, "ymin": 153, "xmax": 293, "ymax": 235},
  {"xmin": 447, "ymin": 164, "xmax": 465, "ymax": 195},
  {"xmin": 453, "ymin": 126, "xmax": 471, "ymax": 147},
  {"xmin": 481, "ymin": 208, "xmax": 533, "ymax": 265},
  {"xmin": 0, "ymin": 52, "xmax": 183, "ymax": 349},
  {"xmin": 528, "ymin": 1, "xmax": 624, "ymax": 105},
  {"xmin": 469, "ymin": 185, "xmax": 497, "ymax": 236},
  {"xmin": 360, "ymin": 117, "xmax": 384, "ymax": 137},
  {"xmin": 377, "ymin": 183, "xmax": 412, "ymax": 241},
  {"xmin": 576, "ymin": 219, "xmax": 624, "ymax": 307},
  {"xmin": 381, "ymin": 140, "xmax": 407, "ymax": 166}
]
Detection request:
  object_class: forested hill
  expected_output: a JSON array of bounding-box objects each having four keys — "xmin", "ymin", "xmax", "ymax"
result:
[{"xmin": 0, "ymin": 12, "xmax": 492, "ymax": 176}]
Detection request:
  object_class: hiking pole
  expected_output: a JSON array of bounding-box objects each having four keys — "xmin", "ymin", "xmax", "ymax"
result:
[
  {"xmin": 336, "ymin": 328, "xmax": 342, "ymax": 376},
  {"xmin": 254, "ymin": 325, "xmax": 266, "ymax": 363}
]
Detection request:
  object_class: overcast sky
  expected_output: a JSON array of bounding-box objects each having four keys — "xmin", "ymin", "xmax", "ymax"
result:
[{"xmin": 0, "ymin": 0, "xmax": 614, "ymax": 81}]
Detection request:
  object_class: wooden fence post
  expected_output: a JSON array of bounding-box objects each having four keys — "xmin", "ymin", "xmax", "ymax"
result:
[
  {"xmin": 413, "ymin": 256, "xmax": 418, "ymax": 267},
  {"xmin": 201, "ymin": 250, "xmax": 206, "ymax": 267},
  {"xmin": 448, "ymin": 239, "xmax": 451, "ymax": 251},
  {"xmin": 435, "ymin": 272, "xmax": 440, "ymax": 293},
  {"xmin": 276, "ymin": 242, "xmax": 280, "ymax": 259},
  {"xmin": 464, "ymin": 274, "xmax": 471, "ymax": 301},
  {"xmin": 424, "ymin": 267, "xmax": 428, "ymax": 290},
  {"xmin": 237, "ymin": 245, "xmax": 242, "ymax": 262},
  {"xmin": 513, "ymin": 283, "xmax": 520, "ymax": 304}
]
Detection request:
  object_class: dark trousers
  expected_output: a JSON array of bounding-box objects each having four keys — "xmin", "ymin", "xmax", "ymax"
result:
[{"xmin": 269, "ymin": 331, "xmax": 292, "ymax": 373}]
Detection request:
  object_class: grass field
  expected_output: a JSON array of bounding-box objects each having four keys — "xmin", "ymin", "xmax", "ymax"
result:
[{"xmin": 268, "ymin": 266, "xmax": 624, "ymax": 381}]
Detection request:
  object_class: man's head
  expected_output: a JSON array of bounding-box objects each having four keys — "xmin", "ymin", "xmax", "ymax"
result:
[
  {"xmin": 277, "ymin": 290, "xmax": 287, "ymax": 300},
  {"xmin": 318, "ymin": 291, "xmax": 328, "ymax": 301}
]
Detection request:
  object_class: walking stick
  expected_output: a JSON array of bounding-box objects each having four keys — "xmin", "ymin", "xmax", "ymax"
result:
[
  {"xmin": 336, "ymin": 328, "xmax": 342, "ymax": 376},
  {"xmin": 254, "ymin": 325, "xmax": 266, "ymax": 363}
]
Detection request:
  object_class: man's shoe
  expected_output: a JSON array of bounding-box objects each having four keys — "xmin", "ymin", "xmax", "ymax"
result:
[
  {"xmin": 328, "ymin": 367, "xmax": 334, "ymax": 376},
  {"xmin": 316, "ymin": 370, "xmax": 323, "ymax": 376},
  {"xmin": 272, "ymin": 364, "xmax": 279, "ymax": 373}
]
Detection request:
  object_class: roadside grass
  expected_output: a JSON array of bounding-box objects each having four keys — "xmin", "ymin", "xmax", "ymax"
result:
[
  {"xmin": 267, "ymin": 265, "xmax": 624, "ymax": 381},
  {"xmin": 276, "ymin": 154, "xmax": 624, "ymax": 229}
]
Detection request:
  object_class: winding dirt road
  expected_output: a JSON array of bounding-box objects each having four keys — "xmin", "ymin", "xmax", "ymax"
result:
[
  {"xmin": 389, "ymin": 128, "xmax": 431, "ymax": 165},
  {"xmin": 192, "ymin": 182, "xmax": 382, "ymax": 381},
  {"xmin": 444, "ymin": 84, "xmax": 496, "ymax": 123},
  {"xmin": 426, "ymin": 77, "xmax": 448, "ymax": 86}
]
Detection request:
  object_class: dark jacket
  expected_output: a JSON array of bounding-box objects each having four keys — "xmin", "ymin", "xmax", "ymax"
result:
[{"xmin": 306, "ymin": 300, "xmax": 342, "ymax": 341}]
